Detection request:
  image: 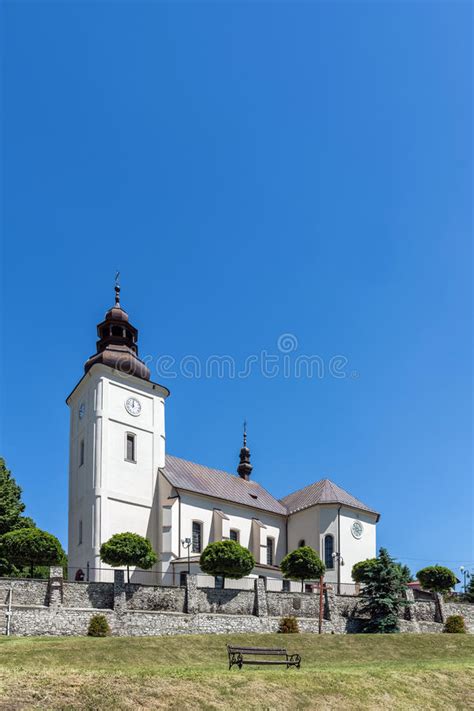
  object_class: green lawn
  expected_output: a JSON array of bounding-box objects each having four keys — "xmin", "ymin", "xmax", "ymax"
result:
[{"xmin": 0, "ymin": 634, "xmax": 473, "ymax": 710}]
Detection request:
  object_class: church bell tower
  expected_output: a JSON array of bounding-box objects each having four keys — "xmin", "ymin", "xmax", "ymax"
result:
[{"xmin": 67, "ymin": 284, "xmax": 170, "ymax": 581}]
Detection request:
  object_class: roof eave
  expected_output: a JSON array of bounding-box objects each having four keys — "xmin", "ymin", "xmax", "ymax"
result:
[
  {"xmin": 287, "ymin": 500, "xmax": 380, "ymax": 521},
  {"xmin": 159, "ymin": 468, "xmax": 287, "ymax": 517}
]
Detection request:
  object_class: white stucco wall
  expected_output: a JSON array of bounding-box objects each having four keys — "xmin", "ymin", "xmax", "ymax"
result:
[
  {"xmin": 178, "ymin": 491, "xmax": 286, "ymax": 568},
  {"xmin": 287, "ymin": 504, "xmax": 377, "ymax": 586},
  {"xmin": 67, "ymin": 364, "xmax": 168, "ymax": 582},
  {"xmin": 287, "ymin": 506, "xmax": 320, "ymax": 553},
  {"xmin": 338, "ymin": 507, "xmax": 377, "ymax": 584}
]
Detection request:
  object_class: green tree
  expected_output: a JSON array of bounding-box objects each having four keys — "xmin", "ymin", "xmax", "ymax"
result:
[
  {"xmin": 100, "ymin": 532, "xmax": 157, "ymax": 583},
  {"xmin": 0, "ymin": 528, "xmax": 65, "ymax": 578},
  {"xmin": 352, "ymin": 558, "xmax": 378, "ymax": 584},
  {"xmin": 359, "ymin": 547, "xmax": 409, "ymax": 633},
  {"xmin": 353, "ymin": 558, "xmax": 412, "ymax": 585},
  {"xmin": 398, "ymin": 564, "xmax": 413, "ymax": 584},
  {"xmin": 416, "ymin": 566, "xmax": 457, "ymax": 594},
  {"xmin": 465, "ymin": 576, "xmax": 474, "ymax": 603},
  {"xmin": 0, "ymin": 458, "xmax": 36, "ymax": 536},
  {"xmin": 280, "ymin": 546, "xmax": 325, "ymax": 592},
  {"xmin": 199, "ymin": 540, "xmax": 255, "ymax": 586}
]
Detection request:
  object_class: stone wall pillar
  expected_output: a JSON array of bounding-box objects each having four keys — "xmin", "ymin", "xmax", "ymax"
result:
[
  {"xmin": 185, "ymin": 574, "xmax": 198, "ymax": 614},
  {"xmin": 404, "ymin": 588, "xmax": 420, "ymax": 631},
  {"xmin": 254, "ymin": 578, "xmax": 268, "ymax": 617},
  {"xmin": 48, "ymin": 566, "xmax": 64, "ymax": 607},
  {"xmin": 434, "ymin": 592, "xmax": 446, "ymax": 624},
  {"xmin": 113, "ymin": 570, "xmax": 126, "ymax": 613},
  {"xmin": 324, "ymin": 586, "xmax": 336, "ymax": 620}
]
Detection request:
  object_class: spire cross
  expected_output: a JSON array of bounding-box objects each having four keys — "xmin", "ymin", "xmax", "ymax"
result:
[
  {"xmin": 114, "ymin": 271, "xmax": 121, "ymax": 305},
  {"xmin": 243, "ymin": 420, "xmax": 247, "ymax": 447}
]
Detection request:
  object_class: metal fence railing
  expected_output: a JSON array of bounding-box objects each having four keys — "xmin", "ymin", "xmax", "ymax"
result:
[
  {"xmin": 66, "ymin": 566, "xmax": 177, "ymax": 587},
  {"xmin": 3, "ymin": 565, "xmax": 363, "ymax": 596},
  {"xmin": 329, "ymin": 583, "xmax": 361, "ymax": 596},
  {"xmin": 195, "ymin": 574, "xmax": 255, "ymax": 590}
]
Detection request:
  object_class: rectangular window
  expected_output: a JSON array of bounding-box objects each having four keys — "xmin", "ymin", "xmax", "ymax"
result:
[
  {"xmin": 192, "ymin": 521, "xmax": 202, "ymax": 553},
  {"xmin": 78, "ymin": 520, "xmax": 83, "ymax": 545},
  {"xmin": 266, "ymin": 537, "xmax": 274, "ymax": 566},
  {"xmin": 179, "ymin": 572, "xmax": 187, "ymax": 587},
  {"xmin": 125, "ymin": 433, "xmax": 136, "ymax": 462},
  {"xmin": 79, "ymin": 439, "xmax": 85, "ymax": 467},
  {"xmin": 282, "ymin": 579, "xmax": 290, "ymax": 592},
  {"xmin": 215, "ymin": 575, "xmax": 224, "ymax": 589},
  {"xmin": 229, "ymin": 529, "xmax": 239, "ymax": 542}
]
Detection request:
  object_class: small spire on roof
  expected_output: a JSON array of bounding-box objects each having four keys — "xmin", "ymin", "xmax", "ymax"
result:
[
  {"xmin": 237, "ymin": 420, "xmax": 253, "ymax": 480},
  {"xmin": 114, "ymin": 270, "xmax": 121, "ymax": 305}
]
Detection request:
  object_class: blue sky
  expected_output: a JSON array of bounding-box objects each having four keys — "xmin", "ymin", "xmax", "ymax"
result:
[{"xmin": 2, "ymin": 1, "xmax": 472, "ymax": 581}]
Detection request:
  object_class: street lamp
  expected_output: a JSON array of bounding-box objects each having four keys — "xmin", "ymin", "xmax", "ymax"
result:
[
  {"xmin": 460, "ymin": 566, "xmax": 471, "ymax": 594},
  {"xmin": 181, "ymin": 537, "xmax": 192, "ymax": 575},
  {"xmin": 332, "ymin": 552, "xmax": 344, "ymax": 595}
]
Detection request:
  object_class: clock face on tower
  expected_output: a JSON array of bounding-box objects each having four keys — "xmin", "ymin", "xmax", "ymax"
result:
[
  {"xmin": 351, "ymin": 521, "xmax": 364, "ymax": 539},
  {"xmin": 125, "ymin": 397, "xmax": 142, "ymax": 417}
]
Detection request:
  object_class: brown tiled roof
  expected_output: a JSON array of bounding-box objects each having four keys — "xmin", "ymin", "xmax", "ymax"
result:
[
  {"xmin": 162, "ymin": 455, "xmax": 287, "ymax": 516},
  {"xmin": 280, "ymin": 478, "xmax": 379, "ymax": 518}
]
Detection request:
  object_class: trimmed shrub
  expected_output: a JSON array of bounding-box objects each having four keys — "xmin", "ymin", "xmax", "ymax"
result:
[
  {"xmin": 88, "ymin": 614, "xmax": 111, "ymax": 637},
  {"xmin": 279, "ymin": 616, "xmax": 300, "ymax": 634},
  {"xmin": 100, "ymin": 532, "xmax": 157, "ymax": 583},
  {"xmin": 0, "ymin": 527, "xmax": 65, "ymax": 578},
  {"xmin": 443, "ymin": 615, "xmax": 466, "ymax": 634},
  {"xmin": 280, "ymin": 546, "xmax": 325, "ymax": 592},
  {"xmin": 199, "ymin": 540, "xmax": 255, "ymax": 583},
  {"xmin": 416, "ymin": 566, "xmax": 457, "ymax": 594}
]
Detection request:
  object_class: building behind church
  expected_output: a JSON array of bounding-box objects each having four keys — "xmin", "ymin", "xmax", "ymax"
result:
[{"xmin": 67, "ymin": 286, "xmax": 379, "ymax": 591}]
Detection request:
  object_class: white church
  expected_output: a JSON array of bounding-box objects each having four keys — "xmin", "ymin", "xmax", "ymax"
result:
[{"xmin": 67, "ymin": 286, "xmax": 379, "ymax": 591}]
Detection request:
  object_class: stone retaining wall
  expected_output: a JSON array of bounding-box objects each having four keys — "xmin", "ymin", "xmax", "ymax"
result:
[
  {"xmin": 1, "ymin": 570, "xmax": 473, "ymax": 637},
  {"xmin": 0, "ymin": 579, "xmax": 49, "ymax": 607},
  {"xmin": 266, "ymin": 591, "xmax": 321, "ymax": 618},
  {"xmin": 412, "ymin": 600, "xmax": 437, "ymax": 622},
  {"xmin": 194, "ymin": 588, "xmax": 255, "ymax": 615},
  {"xmin": 0, "ymin": 605, "xmax": 456, "ymax": 638},
  {"xmin": 445, "ymin": 601, "xmax": 474, "ymax": 632},
  {"xmin": 62, "ymin": 582, "xmax": 114, "ymax": 610},
  {"xmin": 125, "ymin": 584, "xmax": 185, "ymax": 612}
]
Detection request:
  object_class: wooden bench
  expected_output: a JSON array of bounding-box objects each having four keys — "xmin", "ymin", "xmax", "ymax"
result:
[{"xmin": 227, "ymin": 645, "xmax": 301, "ymax": 670}]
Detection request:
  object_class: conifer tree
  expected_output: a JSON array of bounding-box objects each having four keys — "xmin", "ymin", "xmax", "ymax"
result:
[
  {"xmin": 0, "ymin": 457, "xmax": 35, "ymax": 535},
  {"xmin": 359, "ymin": 547, "xmax": 409, "ymax": 633}
]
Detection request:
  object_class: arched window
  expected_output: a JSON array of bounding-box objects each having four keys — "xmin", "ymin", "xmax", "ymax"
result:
[
  {"xmin": 324, "ymin": 535, "xmax": 334, "ymax": 569},
  {"xmin": 298, "ymin": 539, "xmax": 305, "ymax": 548}
]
